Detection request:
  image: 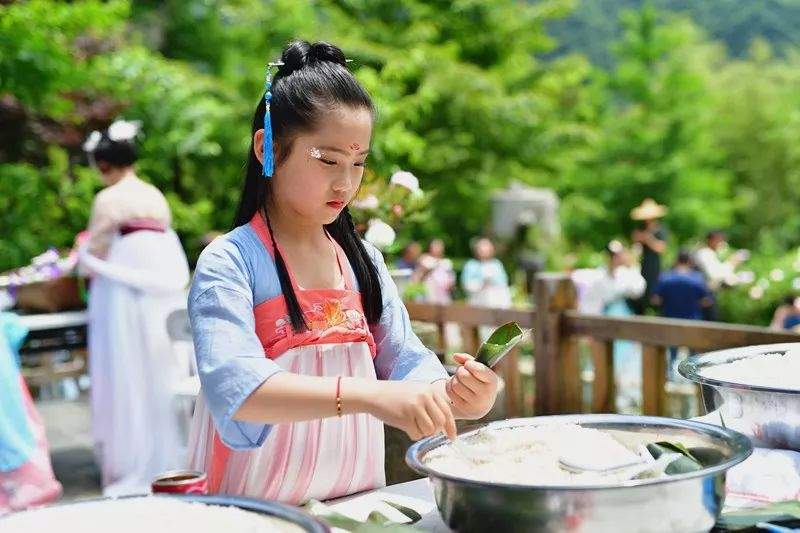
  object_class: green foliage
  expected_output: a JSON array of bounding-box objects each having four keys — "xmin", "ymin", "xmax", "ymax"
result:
[
  {"xmin": 0, "ymin": 148, "xmax": 99, "ymax": 269},
  {"xmin": 548, "ymin": 0, "xmax": 800, "ymax": 67},
  {"xmin": 709, "ymin": 41, "xmax": 800, "ymax": 251},
  {"xmin": 0, "ymin": 0, "xmax": 127, "ymax": 114},
  {"xmin": 1, "ymin": 0, "xmax": 800, "ymax": 329},
  {"xmin": 559, "ymin": 7, "xmax": 733, "ymax": 248},
  {"xmin": 717, "ymin": 247, "xmax": 800, "ymax": 326}
]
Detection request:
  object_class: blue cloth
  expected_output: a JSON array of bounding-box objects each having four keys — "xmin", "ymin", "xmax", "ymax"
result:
[
  {"xmin": 653, "ymin": 270, "xmax": 711, "ymax": 320},
  {"xmin": 189, "ymin": 224, "xmax": 448, "ymax": 450},
  {"xmin": 394, "ymin": 259, "xmax": 416, "ymax": 271},
  {"xmin": 784, "ymin": 314, "xmax": 800, "ymax": 330},
  {"xmin": 460, "ymin": 259, "xmax": 509, "ymax": 296},
  {"xmin": 604, "ymin": 300, "xmax": 641, "ymax": 401},
  {"xmin": 0, "ymin": 312, "xmax": 35, "ymax": 472}
]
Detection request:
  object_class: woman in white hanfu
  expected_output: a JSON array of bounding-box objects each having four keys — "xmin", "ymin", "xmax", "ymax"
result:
[{"xmin": 80, "ymin": 120, "xmax": 190, "ymax": 496}]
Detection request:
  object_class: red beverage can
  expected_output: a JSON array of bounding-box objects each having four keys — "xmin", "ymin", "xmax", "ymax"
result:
[{"xmin": 151, "ymin": 470, "xmax": 209, "ymax": 495}]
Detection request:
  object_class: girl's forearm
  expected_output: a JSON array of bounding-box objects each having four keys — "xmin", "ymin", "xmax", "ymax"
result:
[
  {"xmin": 233, "ymin": 372, "xmax": 377, "ymax": 424},
  {"xmin": 234, "ymin": 374, "xmax": 472, "ymax": 426}
]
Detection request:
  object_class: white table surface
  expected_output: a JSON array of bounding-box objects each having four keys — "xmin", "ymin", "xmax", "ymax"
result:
[
  {"xmin": 18, "ymin": 310, "xmax": 88, "ymax": 332},
  {"xmin": 326, "ymin": 478, "xmax": 449, "ymax": 531}
]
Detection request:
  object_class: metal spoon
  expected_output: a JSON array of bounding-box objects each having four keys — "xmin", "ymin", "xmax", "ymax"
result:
[
  {"xmin": 451, "ymin": 438, "xmax": 495, "ymax": 463},
  {"xmin": 558, "ymin": 457, "xmax": 647, "ymax": 475},
  {"xmin": 560, "ymin": 452, "xmax": 680, "ymax": 479}
]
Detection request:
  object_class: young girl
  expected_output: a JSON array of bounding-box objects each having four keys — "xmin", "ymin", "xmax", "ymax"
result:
[{"xmin": 187, "ymin": 40, "xmax": 499, "ymax": 504}]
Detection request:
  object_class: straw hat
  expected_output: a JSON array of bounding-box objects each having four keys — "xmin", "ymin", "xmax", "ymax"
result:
[{"xmin": 630, "ymin": 198, "xmax": 668, "ymax": 221}]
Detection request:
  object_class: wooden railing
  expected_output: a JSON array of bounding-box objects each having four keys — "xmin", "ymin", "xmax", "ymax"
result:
[
  {"xmin": 405, "ymin": 301, "xmax": 535, "ymax": 418},
  {"xmin": 406, "ymin": 273, "xmax": 800, "ymax": 417}
]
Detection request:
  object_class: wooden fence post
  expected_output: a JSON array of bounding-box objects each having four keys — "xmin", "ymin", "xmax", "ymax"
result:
[
  {"xmin": 534, "ymin": 273, "xmax": 579, "ymax": 414},
  {"xmin": 641, "ymin": 344, "xmax": 668, "ymax": 416},
  {"xmin": 591, "ymin": 339, "xmax": 616, "ymax": 413}
]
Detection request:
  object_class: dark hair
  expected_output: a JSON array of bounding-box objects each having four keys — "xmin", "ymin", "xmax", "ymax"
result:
[
  {"xmin": 233, "ymin": 40, "xmax": 382, "ymax": 332},
  {"xmin": 706, "ymin": 229, "xmax": 726, "ymax": 241},
  {"xmin": 91, "ymin": 134, "xmax": 138, "ymax": 167},
  {"xmin": 676, "ymin": 249, "xmax": 693, "ymax": 265}
]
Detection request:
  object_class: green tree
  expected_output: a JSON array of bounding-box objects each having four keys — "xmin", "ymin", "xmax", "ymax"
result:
[
  {"xmin": 559, "ymin": 6, "xmax": 733, "ymax": 248},
  {"xmin": 709, "ymin": 40, "xmax": 800, "ymax": 251}
]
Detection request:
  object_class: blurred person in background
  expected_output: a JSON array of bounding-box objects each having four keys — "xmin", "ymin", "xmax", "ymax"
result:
[
  {"xmin": 652, "ymin": 250, "xmax": 713, "ymax": 377},
  {"xmin": 771, "ymin": 295, "xmax": 800, "ymax": 331},
  {"xmin": 80, "ymin": 120, "xmax": 190, "ymax": 496},
  {"xmin": 395, "ymin": 241, "xmax": 422, "ymax": 273},
  {"xmin": 419, "ymin": 238, "xmax": 459, "ymax": 349},
  {"xmin": 419, "ymin": 239, "xmax": 456, "ymax": 305},
  {"xmin": 630, "ymin": 199, "xmax": 668, "ymax": 314},
  {"xmin": 579, "ymin": 241, "xmax": 646, "ymax": 411},
  {"xmin": 694, "ymin": 229, "xmax": 749, "ymax": 321},
  {"xmin": 0, "ymin": 313, "xmax": 62, "ymax": 515},
  {"xmin": 461, "ymin": 237, "xmax": 512, "ymax": 341}
]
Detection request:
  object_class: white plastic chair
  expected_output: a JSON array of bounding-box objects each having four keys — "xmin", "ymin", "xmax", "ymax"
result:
[{"xmin": 166, "ymin": 308, "xmax": 200, "ymax": 442}]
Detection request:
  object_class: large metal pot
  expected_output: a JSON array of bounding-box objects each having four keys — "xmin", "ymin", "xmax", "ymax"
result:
[
  {"xmin": 679, "ymin": 343, "xmax": 800, "ymax": 451},
  {"xmin": 406, "ymin": 414, "xmax": 751, "ymax": 533},
  {"xmin": 0, "ymin": 494, "xmax": 329, "ymax": 532}
]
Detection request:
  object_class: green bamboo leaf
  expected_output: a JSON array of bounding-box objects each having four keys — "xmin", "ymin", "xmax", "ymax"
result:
[
  {"xmin": 686, "ymin": 446, "xmax": 726, "ymax": 467},
  {"xmin": 316, "ymin": 513, "xmax": 367, "ymax": 531},
  {"xmin": 304, "ymin": 500, "xmax": 420, "ymax": 531},
  {"xmin": 381, "ymin": 500, "xmax": 423, "ymax": 523},
  {"xmin": 475, "ymin": 322, "xmax": 526, "ymax": 368},
  {"xmin": 717, "ymin": 501, "xmax": 800, "ymax": 530},
  {"xmin": 652, "ymin": 441, "xmax": 700, "ymax": 462},
  {"xmin": 646, "ymin": 442, "xmax": 702, "ymax": 474},
  {"xmin": 366, "ymin": 510, "xmax": 396, "ymax": 524},
  {"xmin": 353, "ymin": 524, "xmax": 420, "ymax": 532}
]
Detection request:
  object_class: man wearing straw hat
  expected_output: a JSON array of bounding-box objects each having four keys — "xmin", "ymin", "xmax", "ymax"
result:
[{"xmin": 631, "ymin": 199, "xmax": 668, "ymax": 314}]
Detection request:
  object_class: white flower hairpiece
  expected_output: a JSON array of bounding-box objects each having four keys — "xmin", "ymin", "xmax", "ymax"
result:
[
  {"xmin": 82, "ymin": 130, "xmax": 102, "ymax": 153},
  {"xmin": 107, "ymin": 119, "xmax": 142, "ymax": 142}
]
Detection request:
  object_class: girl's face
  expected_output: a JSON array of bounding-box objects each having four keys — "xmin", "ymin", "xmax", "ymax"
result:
[
  {"xmin": 255, "ymin": 105, "xmax": 372, "ymax": 226},
  {"xmin": 475, "ymin": 239, "xmax": 495, "ymax": 260},
  {"xmin": 429, "ymin": 239, "xmax": 445, "ymax": 257}
]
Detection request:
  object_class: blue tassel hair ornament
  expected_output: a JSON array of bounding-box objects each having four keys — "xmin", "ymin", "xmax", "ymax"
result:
[{"xmin": 262, "ymin": 60, "xmax": 284, "ymax": 178}]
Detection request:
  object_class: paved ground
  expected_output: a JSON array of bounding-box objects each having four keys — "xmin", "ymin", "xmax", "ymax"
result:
[{"xmin": 37, "ymin": 395, "xmax": 102, "ymax": 502}]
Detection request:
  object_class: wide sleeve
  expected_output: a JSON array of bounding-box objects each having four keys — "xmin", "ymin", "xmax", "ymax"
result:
[
  {"xmin": 189, "ymin": 239, "xmax": 284, "ymax": 450},
  {"xmin": 491, "ymin": 259, "xmax": 510, "ymax": 287},
  {"xmin": 366, "ymin": 243, "xmax": 449, "ymax": 383},
  {"xmin": 85, "ymin": 191, "xmax": 117, "ymax": 259},
  {"xmin": 695, "ymin": 248, "xmax": 732, "ymax": 288},
  {"xmin": 614, "ymin": 266, "xmax": 646, "ymax": 299}
]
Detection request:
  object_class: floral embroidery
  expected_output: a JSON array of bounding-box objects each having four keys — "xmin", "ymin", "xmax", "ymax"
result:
[{"xmin": 271, "ymin": 299, "xmax": 365, "ymax": 340}]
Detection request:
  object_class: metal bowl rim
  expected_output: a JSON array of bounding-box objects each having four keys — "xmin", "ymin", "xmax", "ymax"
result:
[
  {"xmin": 0, "ymin": 493, "xmax": 330, "ymax": 532},
  {"xmin": 678, "ymin": 342, "xmax": 800, "ymax": 395},
  {"xmin": 405, "ymin": 414, "xmax": 752, "ymax": 491}
]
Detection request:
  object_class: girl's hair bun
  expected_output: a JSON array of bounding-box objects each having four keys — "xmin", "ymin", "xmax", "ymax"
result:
[
  {"xmin": 307, "ymin": 41, "xmax": 346, "ymax": 66},
  {"xmin": 277, "ymin": 40, "xmax": 347, "ymax": 78}
]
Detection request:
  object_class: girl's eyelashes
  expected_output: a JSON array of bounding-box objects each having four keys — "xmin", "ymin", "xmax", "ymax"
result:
[{"xmin": 308, "ymin": 148, "xmax": 336, "ymax": 165}]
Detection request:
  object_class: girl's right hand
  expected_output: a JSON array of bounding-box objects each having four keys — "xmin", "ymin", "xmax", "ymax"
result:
[{"xmin": 357, "ymin": 380, "xmax": 457, "ymax": 441}]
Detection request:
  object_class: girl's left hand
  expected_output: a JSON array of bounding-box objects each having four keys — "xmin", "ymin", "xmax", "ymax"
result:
[{"xmin": 445, "ymin": 353, "xmax": 499, "ymax": 420}]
